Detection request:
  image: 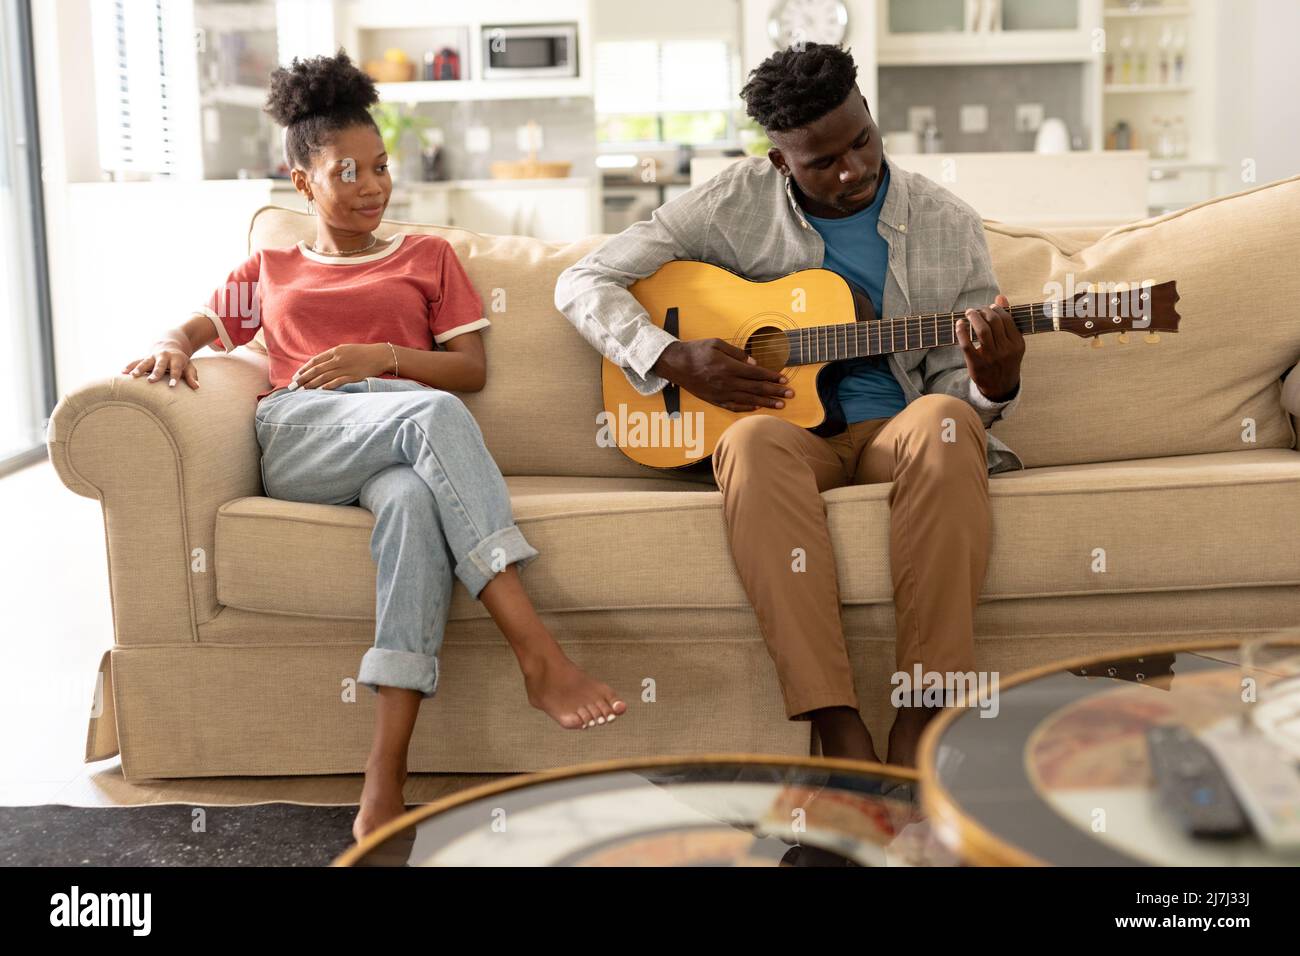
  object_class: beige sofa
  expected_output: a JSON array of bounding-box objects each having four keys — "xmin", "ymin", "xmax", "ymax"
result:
[{"xmin": 48, "ymin": 173, "xmax": 1300, "ymax": 779}]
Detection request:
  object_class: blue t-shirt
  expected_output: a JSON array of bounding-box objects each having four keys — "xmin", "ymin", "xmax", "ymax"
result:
[{"xmin": 804, "ymin": 164, "xmax": 907, "ymax": 424}]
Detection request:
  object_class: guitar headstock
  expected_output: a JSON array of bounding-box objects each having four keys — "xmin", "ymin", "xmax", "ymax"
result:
[{"xmin": 1055, "ymin": 280, "xmax": 1181, "ymax": 345}]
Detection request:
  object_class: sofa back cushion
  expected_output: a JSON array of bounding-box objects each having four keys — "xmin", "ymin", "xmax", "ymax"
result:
[
  {"xmin": 983, "ymin": 173, "xmax": 1300, "ymax": 466},
  {"xmin": 248, "ymin": 172, "xmax": 1300, "ymax": 477}
]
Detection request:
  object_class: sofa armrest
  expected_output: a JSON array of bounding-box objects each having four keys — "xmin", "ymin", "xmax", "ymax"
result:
[{"xmin": 46, "ymin": 352, "xmax": 269, "ymax": 644}]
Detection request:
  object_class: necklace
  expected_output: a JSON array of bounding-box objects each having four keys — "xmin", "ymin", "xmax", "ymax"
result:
[{"xmin": 310, "ymin": 234, "xmax": 379, "ymax": 256}]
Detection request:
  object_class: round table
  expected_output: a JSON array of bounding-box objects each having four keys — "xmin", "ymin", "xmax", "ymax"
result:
[
  {"xmin": 335, "ymin": 754, "xmax": 958, "ymax": 867},
  {"xmin": 918, "ymin": 637, "xmax": 1300, "ymax": 866}
]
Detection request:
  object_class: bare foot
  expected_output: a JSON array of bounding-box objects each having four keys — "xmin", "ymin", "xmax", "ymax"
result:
[
  {"xmin": 521, "ymin": 651, "xmax": 627, "ymax": 729},
  {"xmin": 353, "ymin": 758, "xmax": 409, "ymax": 843},
  {"xmin": 886, "ymin": 706, "xmax": 940, "ymax": 768},
  {"xmin": 811, "ymin": 706, "xmax": 880, "ymax": 763}
]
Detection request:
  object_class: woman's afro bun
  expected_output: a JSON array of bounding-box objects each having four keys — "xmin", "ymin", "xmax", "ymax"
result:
[
  {"xmin": 265, "ymin": 48, "xmax": 378, "ymax": 126},
  {"xmin": 264, "ymin": 48, "xmax": 381, "ymax": 169}
]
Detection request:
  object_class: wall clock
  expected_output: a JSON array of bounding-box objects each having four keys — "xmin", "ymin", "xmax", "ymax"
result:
[{"xmin": 767, "ymin": 0, "xmax": 850, "ymax": 49}]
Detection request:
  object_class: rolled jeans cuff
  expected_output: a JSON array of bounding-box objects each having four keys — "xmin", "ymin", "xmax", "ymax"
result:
[
  {"xmin": 456, "ymin": 524, "xmax": 540, "ymax": 599},
  {"xmin": 358, "ymin": 647, "xmax": 439, "ymax": 699}
]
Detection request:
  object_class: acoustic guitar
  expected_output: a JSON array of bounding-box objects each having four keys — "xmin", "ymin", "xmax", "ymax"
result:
[{"xmin": 600, "ymin": 261, "xmax": 1181, "ymax": 468}]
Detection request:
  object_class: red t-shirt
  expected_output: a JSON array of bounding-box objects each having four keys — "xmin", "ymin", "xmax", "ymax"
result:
[{"xmin": 196, "ymin": 232, "xmax": 488, "ymax": 398}]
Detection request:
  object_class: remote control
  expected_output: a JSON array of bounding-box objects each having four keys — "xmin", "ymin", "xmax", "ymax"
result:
[
  {"xmin": 1145, "ymin": 725, "xmax": 1250, "ymax": 838},
  {"xmin": 1199, "ymin": 717, "xmax": 1300, "ymax": 850}
]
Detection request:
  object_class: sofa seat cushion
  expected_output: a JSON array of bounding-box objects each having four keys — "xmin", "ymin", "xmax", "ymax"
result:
[
  {"xmin": 215, "ymin": 475, "xmax": 718, "ymax": 622},
  {"xmin": 213, "ymin": 450, "xmax": 1300, "ymax": 623}
]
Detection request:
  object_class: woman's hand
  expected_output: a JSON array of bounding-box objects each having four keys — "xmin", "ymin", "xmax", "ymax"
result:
[
  {"xmin": 291, "ymin": 343, "xmax": 391, "ymax": 390},
  {"xmin": 122, "ymin": 340, "xmax": 199, "ymax": 389}
]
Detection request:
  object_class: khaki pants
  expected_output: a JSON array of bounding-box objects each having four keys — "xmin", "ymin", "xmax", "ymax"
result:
[{"xmin": 711, "ymin": 393, "xmax": 991, "ymax": 720}]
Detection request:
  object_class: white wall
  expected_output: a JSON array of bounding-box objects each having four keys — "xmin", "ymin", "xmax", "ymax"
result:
[
  {"xmin": 32, "ymin": 0, "xmax": 100, "ymax": 184},
  {"xmin": 1247, "ymin": 0, "xmax": 1300, "ymax": 186},
  {"xmin": 1211, "ymin": 0, "xmax": 1300, "ymax": 194},
  {"xmin": 594, "ymin": 0, "xmax": 740, "ymax": 41},
  {"xmin": 52, "ymin": 181, "xmax": 274, "ymax": 395}
]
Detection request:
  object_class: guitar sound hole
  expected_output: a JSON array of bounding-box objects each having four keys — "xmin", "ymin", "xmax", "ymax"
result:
[{"xmin": 744, "ymin": 325, "xmax": 789, "ymax": 372}]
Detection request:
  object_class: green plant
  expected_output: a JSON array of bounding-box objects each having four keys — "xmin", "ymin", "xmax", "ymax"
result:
[
  {"xmin": 739, "ymin": 117, "xmax": 772, "ymax": 157},
  {"xmin": 369, "ymin": 103, "xmax": 434, "ymax": 161}
]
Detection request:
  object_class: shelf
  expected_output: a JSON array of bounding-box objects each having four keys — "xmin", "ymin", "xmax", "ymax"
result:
[
  {"xmin": 193, "ymin": 2, "xmax": 277, "ymax": 32},
  {"xmin": 1149, "ymin": 158, "xmax": 1221, "ymax": 170},
  {"xmin": 376, "ymin": 77, "xmax": 592, "ymax": 103},
  {"xmin": 879, "ymin": 47, "xmax": 1098, "ymax": 66},
  {"xmin": 877, "ymin": 28, "xmax": 1100, "ymax": 67},
  {"xmin": 1104, "ymin": 83, "xmax": 1192, "ymax": 93},
  {"xmin": 201, "ymin": 85, "xmax": 267, "ymax": 109},
  {"xmin": 1103, "ymin": 5, "xmax": 1191, "ymax": 17}
]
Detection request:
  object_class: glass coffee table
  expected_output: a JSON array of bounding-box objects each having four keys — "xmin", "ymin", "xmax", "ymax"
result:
[
  {"xmin": 335, "ymin": 754, "xmax": 959, "ymax": 867},
  {"xmin": 918, "ymin": 636, "xmax": 1300, "ymax": 866}
]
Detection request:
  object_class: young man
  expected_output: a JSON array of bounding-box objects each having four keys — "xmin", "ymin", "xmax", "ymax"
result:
[{"xmin": 555, "ymin": 44, "xmax": 1025, "ymax": 767}]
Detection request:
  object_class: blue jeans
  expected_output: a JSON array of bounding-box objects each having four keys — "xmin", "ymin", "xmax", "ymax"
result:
[{"xmin": 254, "ymin": 377, "xmax": 540, "ymax": 699}]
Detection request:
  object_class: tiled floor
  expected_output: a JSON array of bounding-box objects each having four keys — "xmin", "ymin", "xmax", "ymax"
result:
[{"xmin": 0, "ymin": 459, "xmax": 499, "ymax": 810}]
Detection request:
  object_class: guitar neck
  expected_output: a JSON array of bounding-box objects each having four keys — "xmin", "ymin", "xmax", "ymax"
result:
[{"xmin": 787, "ymin": 300, "xmax": 1064, "ymax": 364}]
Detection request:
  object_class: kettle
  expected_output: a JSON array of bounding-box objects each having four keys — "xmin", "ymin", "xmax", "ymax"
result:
[{"xmin": 1034, "ymin": 117, "xmax": 1071, "ymax": 153}]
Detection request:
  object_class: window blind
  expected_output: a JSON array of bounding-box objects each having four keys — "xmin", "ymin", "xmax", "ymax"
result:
[
  {"xmin": 595, "ymin": 40, "xmax": 736, "ymax": 114},
  {"xmin": 90, "ymin": 0, "xmax": 181, "ymax": 176}
]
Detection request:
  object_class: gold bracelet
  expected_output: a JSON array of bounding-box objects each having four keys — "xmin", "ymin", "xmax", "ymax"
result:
[{"xmin": 387, "ymin": 341, "xmax": 398, "ymax": 378}]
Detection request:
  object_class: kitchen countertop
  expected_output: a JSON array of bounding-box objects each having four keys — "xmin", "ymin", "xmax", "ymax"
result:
[{"xmin": 268, "ymin": 177, "xmax": 593, "ymax": 192}]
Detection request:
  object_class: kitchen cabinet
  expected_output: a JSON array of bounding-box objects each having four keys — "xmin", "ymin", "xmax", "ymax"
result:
[
  {"xmin": 877, "ymin": 0, "xmax": 1100, "ymax": 65},
  {"xmin": 1100, "ymin": 1, "xmax": 1220, "ymax": 213},
  {"xmin": 269, "ymin": 178, "xmax": 597, "ymax": 241},
  {"xmin": 689, "ymin": 151, "xmax": 1150, "ymax": 229},
  {"xmin": 339, "ymin": 0, "xmax": 594, "ymax": 104},
  {"xmin": 1146, "ymin": 161, "xmax": 1221, "ymax": 214},
  {"xmin": 448, "ymin": 181, "xmax": 597, "ymax": 241}
]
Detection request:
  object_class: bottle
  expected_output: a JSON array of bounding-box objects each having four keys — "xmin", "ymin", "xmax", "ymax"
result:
[
  {"xmin": 1136, "ymin": 38, "xmax": 1149, "ymax": 85},
  {"xmin": 422, "ymin": 50, "xmax": 435, "ymax": 82},
  {"xmin": 1152, "ymin": 116, "xmax": 1170, "ymax": 159},
  {"xmin": 1158, "ymin": 25, "xmax": 1173, "ymax": 85},
  {"xmin": 1114, "ymin": 120, "xmax": 1131, "ymax": 150},
  {"xmin": 1105, "ymin": 51, "xmax": 1114, "ymax": 85},
  {"xmin": 921, "ymin": 121, "xmax": 944, "ymax": 154},
  {"xmin": 1119, "ymin": 31, "xmax": 1134, "ymax": 84},
  {"xmin": 1171, "ymin": 116, "xmax": 1187, "ymax": 158}
]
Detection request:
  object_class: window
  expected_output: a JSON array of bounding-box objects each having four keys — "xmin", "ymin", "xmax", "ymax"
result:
[
  {"xmin": 0, "ymin": 0, "xmax": 55, "ymax": 470},
  {"xmin": 595, "ymin": 40, "xmax": 739, "ymax": 145}
]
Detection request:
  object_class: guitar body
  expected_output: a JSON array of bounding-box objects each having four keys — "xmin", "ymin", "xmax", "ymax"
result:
[
  {"xmin": 601, "ymin": 261, "xmax": 873, "ymax": 469},
  {"xmin": 600, "ymin": 261, "xmax": 1182, "ymax": 470}
]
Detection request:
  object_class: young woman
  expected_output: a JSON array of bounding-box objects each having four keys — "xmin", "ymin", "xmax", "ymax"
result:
[{"xmin": 121, "ymin": 51, "xmax": 626, "ymax": 841}]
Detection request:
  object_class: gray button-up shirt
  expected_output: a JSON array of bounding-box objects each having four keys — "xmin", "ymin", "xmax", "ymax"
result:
[{"xmin": 555, "ymin": 154, "xmax": 1024, "ymax": 474}]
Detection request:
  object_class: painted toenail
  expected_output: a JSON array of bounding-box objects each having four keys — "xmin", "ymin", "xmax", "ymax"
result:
[{"xmin": 597, "ymin": 717, "xmax": 605, "ymax": 724}]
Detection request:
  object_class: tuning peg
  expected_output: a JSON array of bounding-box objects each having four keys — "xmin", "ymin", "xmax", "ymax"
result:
[
  {"xmin": 1117, "ymin": 331, "xmax": 1129, "ymax": 344},
  {"xmin": 1144, "ymin": 331, "xmax": 1161, "ymax": 344},
  {"xmin": 1090, "ymin": 337, "xmax": 1104, "ymax": 348}
]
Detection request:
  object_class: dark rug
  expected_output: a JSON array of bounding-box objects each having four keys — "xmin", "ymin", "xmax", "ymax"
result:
[{"xmin": 0, "ymin": 803, "xmax": 383, "ymax": 866}]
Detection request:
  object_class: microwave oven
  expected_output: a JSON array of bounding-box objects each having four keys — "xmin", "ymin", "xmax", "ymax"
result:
[{"xmin": 481, "ymin": 24, "xmax": 578, "ymax": 79}]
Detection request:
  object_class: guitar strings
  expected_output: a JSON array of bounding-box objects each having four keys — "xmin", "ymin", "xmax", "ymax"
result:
[
  {"xmin": 735, "ymin": 302, "xmax": 1164, "ymax": 358},
  {"xmin": 735, "ymin": 301, "xmax": 1154, "ymax": 345}
]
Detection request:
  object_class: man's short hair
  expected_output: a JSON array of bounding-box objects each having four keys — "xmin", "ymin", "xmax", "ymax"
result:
[{"xmin": 740, "ymin": 43, "xmax": 861, "ymax": 133}]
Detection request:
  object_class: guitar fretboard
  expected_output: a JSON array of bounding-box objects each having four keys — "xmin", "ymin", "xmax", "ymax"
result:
[{"xmin": 784, "ymin": 301, "xmax": 1063, "ymax": 365}]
